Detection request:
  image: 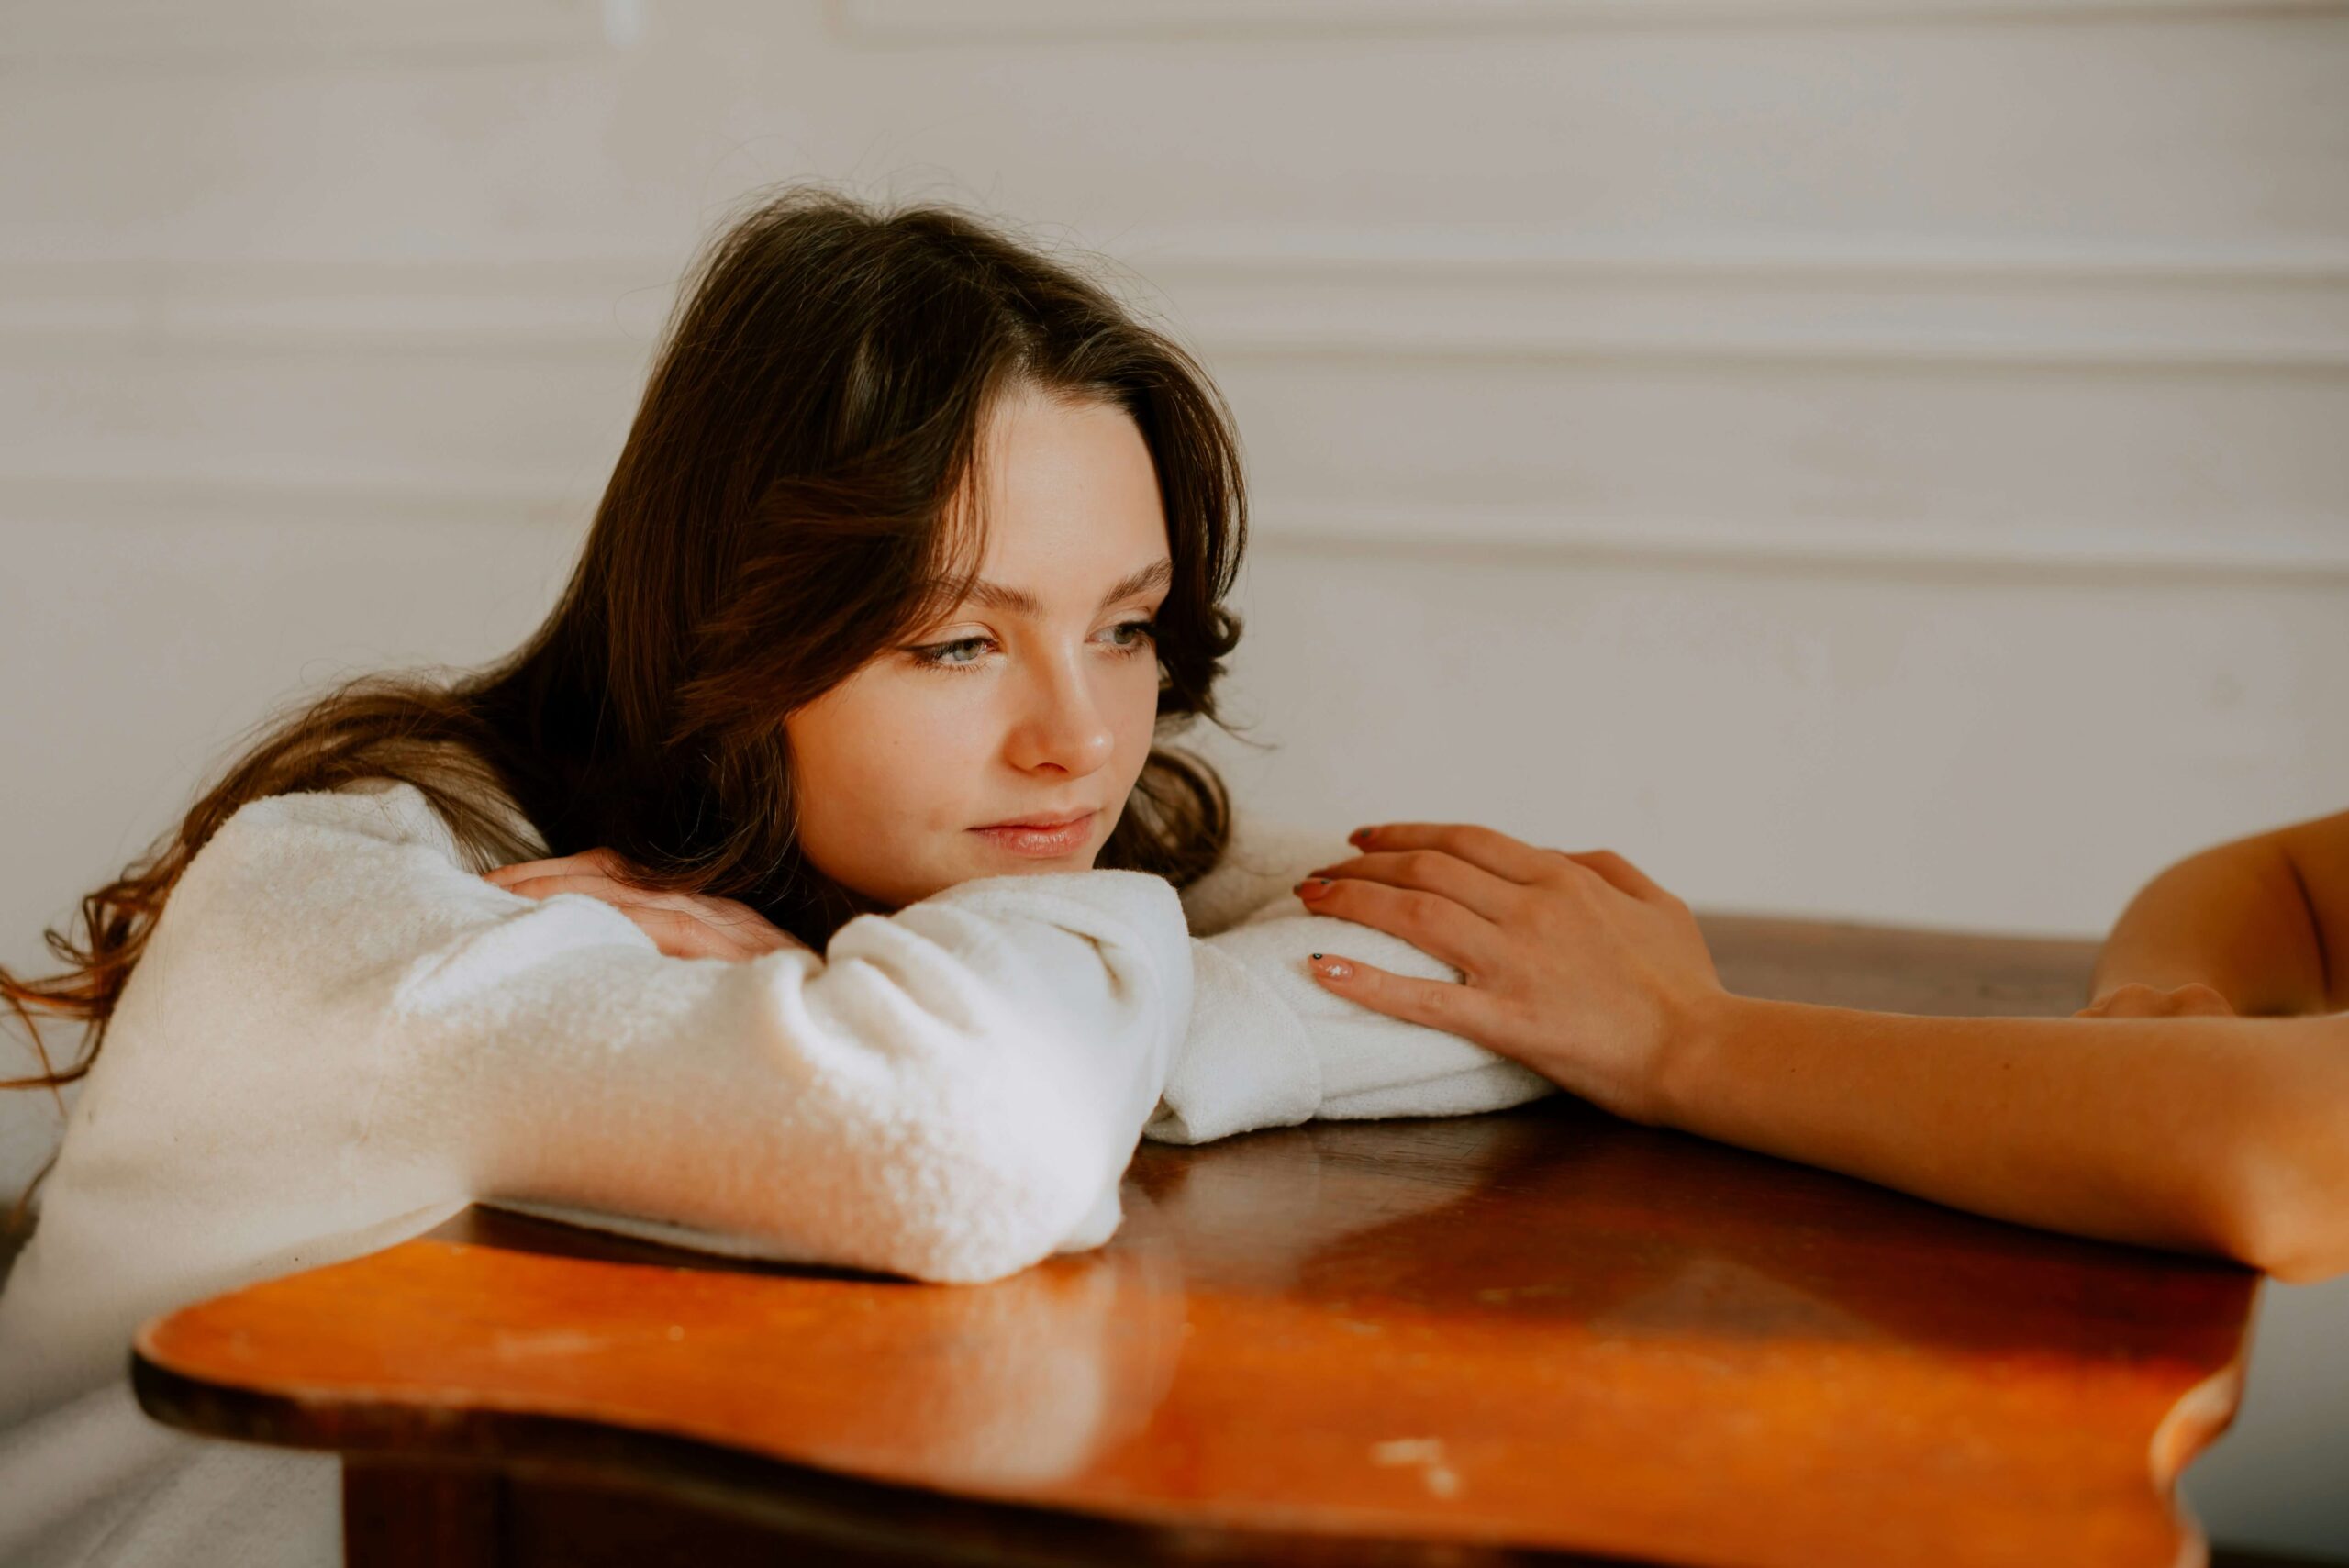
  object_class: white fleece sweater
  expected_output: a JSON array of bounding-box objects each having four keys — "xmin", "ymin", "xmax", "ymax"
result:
[{"xmin": 0, "ymin": 780, "xmax": 1546, "ymax": 1565}]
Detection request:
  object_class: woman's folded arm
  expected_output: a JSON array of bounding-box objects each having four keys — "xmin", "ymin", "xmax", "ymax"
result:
[
  {"xmin": 154, "ymin": 784, "xmax": 1194, "ymax": 1283},
  {"xmin": 1152, "ymin": 813, "xmax": 1550, "ymax": 1145}
]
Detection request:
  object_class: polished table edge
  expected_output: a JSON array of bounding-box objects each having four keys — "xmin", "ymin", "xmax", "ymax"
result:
[
  {"xmin": 129, "ymin": 1183, "xmax": 2260, "ymax": 1568},
  {"xmin": 128, "ymin": 1347, "xmax": 1651, "ymax": 1568}
]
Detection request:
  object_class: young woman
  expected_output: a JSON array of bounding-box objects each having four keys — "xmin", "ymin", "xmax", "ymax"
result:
[
  {"xmin": 0, "ymin": 191, "xmax": 1542, "ymax": 1566},
  {"xmin": 1293, "ymin": 814, "xmax": 2349, "ymax": 1281}
]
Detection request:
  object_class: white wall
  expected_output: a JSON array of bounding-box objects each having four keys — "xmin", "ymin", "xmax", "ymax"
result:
[{"xmin": 0, "ymin": 0, "xmax": 2343, "ymax": 1551}]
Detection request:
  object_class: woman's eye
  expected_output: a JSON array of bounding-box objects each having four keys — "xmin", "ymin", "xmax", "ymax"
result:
[
  {"xmin": 1103, "ymin": 619, "xmax": 1157, "ymax": 651},
  {"xmin": 912, "ymin": 636, "xmax": 992, "ymax": 669}
]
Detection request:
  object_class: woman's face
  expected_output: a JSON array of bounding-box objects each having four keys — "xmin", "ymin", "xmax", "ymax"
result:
[{"xmin": 785, "ymin": 385, "xmax": 1174, "ymax": 910}]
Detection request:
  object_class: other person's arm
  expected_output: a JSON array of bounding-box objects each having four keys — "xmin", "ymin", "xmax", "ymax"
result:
[
  {"xmin": 1291, "ymin": 824, "xmax": 2349, "ymax": 1283},
  {"xmin": 2088, "ymin": 809, "xmax": 2349, "ymax": 1016}
]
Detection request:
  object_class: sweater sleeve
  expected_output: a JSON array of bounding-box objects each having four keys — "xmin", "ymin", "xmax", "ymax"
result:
[
  {"xmin": 1148, "ymin": 812, "xmax": 1553, "ymax": 1145},
  {"xmin": 162, "ymin": 784, "xmax": 1192, "ymax": 1284}
]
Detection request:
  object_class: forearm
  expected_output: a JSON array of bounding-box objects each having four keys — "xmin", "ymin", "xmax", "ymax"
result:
[
  {"xmin": 2093, "ymin": 838, "xmax": 2328, "ymax": 1015},
  {"xmin": 1660, "ymin": 995, "xmax": 2349, "ymax": 1280},
  {"xmin": 1151, "ymin": 912, "xmax": 1549, "ymax": 1146}
]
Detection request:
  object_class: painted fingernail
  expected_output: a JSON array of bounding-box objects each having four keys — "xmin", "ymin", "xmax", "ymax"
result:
[
  {"xmin": 1309, "ymin": 955, "xmax": 1353, "ymax": 980},
  {"xmin": 1295, "ymin": 878, "xmax": 1333, "ymax": 899},
  {"xmin": 1348, "ymin": 827, "xmax": 1375, "ymax": 846}
]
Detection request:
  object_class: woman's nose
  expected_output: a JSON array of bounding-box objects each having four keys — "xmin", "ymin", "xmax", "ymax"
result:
[{"xmin": 1007, "ymin": 663, "xmax": 1116, "ymax": 777}]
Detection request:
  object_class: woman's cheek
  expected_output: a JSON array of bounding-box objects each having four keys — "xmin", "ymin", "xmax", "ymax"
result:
[
  {"xmin": 1100, "ymin": 662, "xmax": 1158, "ymax": 798},
  {"xmin": 918, "ymin": 680, "xmax": 1012, "ymax": 768}
]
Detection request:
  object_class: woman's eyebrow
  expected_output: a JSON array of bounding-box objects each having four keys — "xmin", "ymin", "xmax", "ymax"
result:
[
  {"xmin": 958, "ymin": 558, "xmax": 1174, "ymax": 617},
  {"xmin": 1096, "ymin": 557, "xmax": 1173, "ymax": 610}
]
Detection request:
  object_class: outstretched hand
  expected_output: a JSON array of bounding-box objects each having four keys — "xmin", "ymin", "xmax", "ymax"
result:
[
  {"xmin": 1293, "ymin": 823, "xmax": 1721, "ymax": 1124},
  {"xmin": 484, "ymin": 849, "xmax": 810, "ymax": 962}
]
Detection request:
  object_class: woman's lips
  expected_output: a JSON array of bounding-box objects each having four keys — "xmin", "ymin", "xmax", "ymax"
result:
[{"xmin": 969, "ymin": 811, "xmax": 1097, "ymax": 858}]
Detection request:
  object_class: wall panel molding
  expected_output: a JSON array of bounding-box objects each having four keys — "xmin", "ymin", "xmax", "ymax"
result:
[
  {"xmin": 837, "ymin": 0, "xmax": 2349, "ymax": 45},
  {"xmin": 1138, "ymin": 246, "xmax": 2349, "ymax": 370},
  {"xmin": 0, "ymin": 259, "xmax": 675, "ymax": 355},
  {"xmin": 4, "ymin": 241, "xmax": 2344, "ymax": 370},
  {"xmin": 0, "ymin": 0, "xmax": 618, "ymax": 64},
  {"xmin": 7, "ymin": 469, "xmax": 2343, "ymax": 585},
  {"xmin": 1251, "ymin": 498, "xmax": 2349, "ymax": 583},
  {"xmin": 7, "ymin": 240, "xmax": 2339, "ymax": 577},
  {"xmin": 0, "ymin": 470, "xmax": 586, "ymax": 530}
]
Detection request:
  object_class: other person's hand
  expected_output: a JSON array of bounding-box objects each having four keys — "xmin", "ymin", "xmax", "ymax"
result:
[
  {"xmin": 2075, "ymin": 982, "xmax": 2235, "ymax": 1020},
  {"xmin": 484, "ymin": 849, "xmax": 810, "ymax": 962},
  {"xmin": 1293, "ymin": 823, "xmax": 1721, "ymax": 1123}
]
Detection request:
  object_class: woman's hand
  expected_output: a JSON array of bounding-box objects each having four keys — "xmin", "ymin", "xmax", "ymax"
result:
[
  {"xmin": 1293, "ymin": 823, "xmax": 1723, "ymax": 1123},
  {"xmin": 2076, "ymin": 982, "xmax": 2235, "ymax": 1020},
  {"xmin": 484, "ymin": 849, "xmax": 810, "ymax": 962}
]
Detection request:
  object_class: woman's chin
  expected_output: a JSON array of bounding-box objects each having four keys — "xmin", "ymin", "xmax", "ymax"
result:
[
  {"xmin": 874, "ymin": 849, "xmax": 1103, "ymax": 907},
  {"xmin": 958, "ymin": 848, "xmax": 1103, "ymax": 882}
]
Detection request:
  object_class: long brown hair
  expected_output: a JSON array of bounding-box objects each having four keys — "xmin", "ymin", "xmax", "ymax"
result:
[{"xmin": 3, "ymin": 187, "xmax": 1246, "ymax": 1127}]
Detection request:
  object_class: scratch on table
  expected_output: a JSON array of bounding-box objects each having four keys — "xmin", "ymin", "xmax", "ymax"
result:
[{"xmin": 1371, "ymin": 1437, "xmax": 1462, "ymax": 1500}]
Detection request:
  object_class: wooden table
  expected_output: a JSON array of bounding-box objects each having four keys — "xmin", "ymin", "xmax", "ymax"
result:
[{"xmin": 131, "ymin": 917, "xmax": 2261, "ymax": 1568}]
